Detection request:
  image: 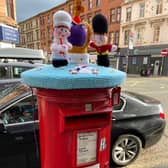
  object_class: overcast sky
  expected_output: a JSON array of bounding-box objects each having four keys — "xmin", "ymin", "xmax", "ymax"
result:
[{"xmin": 16, "ymin": 0, "xmax": 66, "ymax": 22}]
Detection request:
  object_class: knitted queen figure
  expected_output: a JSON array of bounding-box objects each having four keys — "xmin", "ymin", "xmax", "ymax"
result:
[
  {"xmin": 51, "ymin": 10, "xmax": 72, "ymax": 67},
  {"xmin": 67, "ymin": 0, "xmax": 92, "ymax": 65},
  {"xmin": 90, "ymin": 14, "xmax": 118, "ymax": 67}
]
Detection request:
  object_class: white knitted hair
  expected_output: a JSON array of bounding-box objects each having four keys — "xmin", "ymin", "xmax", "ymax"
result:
[{"xmin": 53, "ymin": 10, "xmax": 72, "ymax": 29}]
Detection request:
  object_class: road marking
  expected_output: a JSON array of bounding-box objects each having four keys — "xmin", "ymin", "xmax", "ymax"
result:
[
  {"xmin": 160, "ymin": 85, "xmax": 165, "ymax": 89},
  {"xmin": 130, "ymin": 81, "xmax": 138, "ymax": 87},
  {"xmin": 125, "ymin": 81, "xmax": 145, "ymax": 87}
]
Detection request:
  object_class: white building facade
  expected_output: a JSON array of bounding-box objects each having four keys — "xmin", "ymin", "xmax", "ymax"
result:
[{"xmin": 119, "ymin": 0, "xmax": 168, "ymax": 76}]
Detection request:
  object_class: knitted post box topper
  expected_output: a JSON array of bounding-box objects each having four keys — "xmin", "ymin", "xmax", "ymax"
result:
[
  {"xmin": 90, "ymin": 14, "xmax": 118, "ymax": 67},
  {"xmin": 51, "ymin": 10, "xmax": 72, "ymax": 67}
]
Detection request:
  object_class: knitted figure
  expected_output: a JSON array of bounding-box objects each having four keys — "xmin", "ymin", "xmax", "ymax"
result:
[
  {"xmin": 51, "ymin": 10, "xmax": 72, "ymax": 67},
  {"xmin": 67, "ymin": 0, "xmax": 92, "ymax": 64},
  {"xmin": 90, "ymin": 14, "xmax": 118, "ymax": 67}
]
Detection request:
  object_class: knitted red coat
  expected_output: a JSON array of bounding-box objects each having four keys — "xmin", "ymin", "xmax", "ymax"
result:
[{"xmin": 90, "ymin": 41, "xmax": 113, "ymax": 54}]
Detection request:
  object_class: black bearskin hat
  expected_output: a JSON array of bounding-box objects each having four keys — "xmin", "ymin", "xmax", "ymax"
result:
[{"xmin": 92, "ymin": 14, "xmax": 108, "ymax": 34}]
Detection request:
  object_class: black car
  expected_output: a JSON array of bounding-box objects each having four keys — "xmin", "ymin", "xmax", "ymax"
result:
[
  {"xmin": 0, "ymin": 62, "xmax": 44, "ymax": 91},
  {"xmin": 0, "ymin": 82, "xmax": 166, "ymax": 168}
]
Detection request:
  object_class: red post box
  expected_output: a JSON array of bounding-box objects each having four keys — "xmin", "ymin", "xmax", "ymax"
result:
[
  {"xmin": 37, "ymin": 88, "xmax": 113, "ymax": 168},
  {"xmin": 21, "ymin": 64, "xmax": 126, "ymax": 168}
]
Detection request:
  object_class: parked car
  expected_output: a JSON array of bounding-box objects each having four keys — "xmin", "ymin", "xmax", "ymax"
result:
[
  {"xmin": 0, "ymin": 62, "xmax": 43, "ymax": 80},
  {"xmin": 0, "ymin": 62, "xmax": 44, "ymax": 93},
  {"xmin": 0, "ymin": 78, "xmax": 21, "ymax": 92},
  {"xmin": 0, "ymin": 82, "xmax": 166, "ymax": 168},
  {"xmin": 0, "ymin": 47, "xmax": 45, "ymax": 87}
]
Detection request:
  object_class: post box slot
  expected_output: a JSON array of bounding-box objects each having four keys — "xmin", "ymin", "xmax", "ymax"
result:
[{"xmin": 64, "ymin": 112, "xmax": 111, "ymax": 130}]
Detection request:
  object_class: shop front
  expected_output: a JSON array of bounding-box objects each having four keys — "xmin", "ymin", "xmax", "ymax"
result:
[{"xmin": 119, "ymin": 45, "xmax": 168, "ymax": 76}]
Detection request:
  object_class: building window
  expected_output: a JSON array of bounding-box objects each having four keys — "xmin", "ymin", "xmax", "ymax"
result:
[
  {"xmin": 95, "ymin": 10, "xmax": 101, "ymax": 15},
  {"xmin": 30, "ymin": 22, "xmax": 32, "ymax": 29},
  {"xmin": 139, "ymin": 3, "xmax": 145, "ymax": 18},
  {"xmin": 26, "ymin": 33, "xmax": 29, "ymax": 42},
  {"xmin": 115, "ymin": 31, "xmax": 119, "ymax": 45},
  {"xmin": 96, "ymin": 0, "xmax": 100, "ymax": 6},
  {"xmin": 36, "ymin": 19, "xmax": 39, "ymax": 26},
  {"xmin": 116, "ymin": 7, "xmax": 121, "ymax": 22},
  {"xmin": 6, "ymin": 0, "xmax": 11, "ymax": 17},
  {"xmin": 37, "ymin": 42, "xmax": 40, "ymax": 49},
  {"xmin": 31, "ymin": 32, "xmax": 33, "ymax": 42},
  {"xmin": 122, "ymin": 57, "xmax": 126, "ymax": 64},
  {"xmin": 47, "ymin": 15, "xmax": 50, "ymax": 24},
  {"xmin": 136, "ymin": 27, "xmax": 143, "ymax": 44},
  {"xmin": 43, "ymin": 16, "xmax": 46, "ymax": 24},
  {"xmin": 88, "ymin": 0, "xmax": 93, "ymax": 9},
  {"xmin": 47, "ymin": 27, "xmax": 50, "ymax": 38},
  {"xmin": 110, "ymin": 9, "xmax": 116, "ymax": 23},
  {"xmin": 43, "ymin": 32, "xmax": 46, "ymax": 40},
  {"xmin": 156, "ymin": 0, "xmax": 163, "ymax": 15},
  {"xmin": 124, "ymin": 30, "xmax": 130, "ymax": 45},
  {"xmin": 88, "ymin": 15, "xmax": 92, "ymax": 25},
  {"xmin": 23, "ymin": 37, "xmax": 25, "ymax": 44},
  {"xmin": 81, "ymin": 16, "xmax": 85, "ymax": 22},
  {"xmin": 69, "ymin": 4, "xmax": 73, "ymax": 15},
  {"xmin": 126, "ymin": 7, "xmax": 132, "ymax": 22},
  {"xmin": 40, "ymin": 17, "xmax": 45, "ymax": 25},
  {"xmin": 40, "ymin": 18, "xmax": 42, "ymax": 25},
  {"xmin": 36, "ymin": 30, "xmax": 39, "ymax": 40},
  {"xmin": 132, "ymin": 57, "xmax": 137, "ymax": 65},
  {"xmin": 153, "ymin": 26, "xmax": 160, "ymax": 42},
  {"xmin": 109, "ymin": 32, "xmax": 114, "ymax": 43}
]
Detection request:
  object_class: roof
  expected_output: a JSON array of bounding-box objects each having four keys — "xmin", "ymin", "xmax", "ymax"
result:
[{"xmin": 0, "ymin": 47, "xmax": 45, "ymax": 60}]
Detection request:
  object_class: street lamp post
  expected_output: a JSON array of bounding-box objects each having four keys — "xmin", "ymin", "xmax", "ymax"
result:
[
  {"xmin": 126, "ymin": 31, "xmax": 134, "ymax": 73},
  {"xmin": 126, "ymin": 50, "xmax": 129, "ymax": 73},
  {"xmin": 115, "ymin": 50, "xmax": 120, "ymax": 70}
]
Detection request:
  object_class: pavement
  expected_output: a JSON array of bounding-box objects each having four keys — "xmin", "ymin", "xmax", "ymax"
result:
[
  {"xmin": 120, "ymin": 76, "xmax": 168, "ymax": 168},
  {"xmin": 127, "ymin": 74, "xmax": 167, "ymax": 78}
]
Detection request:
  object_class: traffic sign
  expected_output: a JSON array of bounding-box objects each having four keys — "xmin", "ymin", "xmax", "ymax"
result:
[{"xmin": 161, "ymin": 49, "xmax": 168, "ymax": 57}]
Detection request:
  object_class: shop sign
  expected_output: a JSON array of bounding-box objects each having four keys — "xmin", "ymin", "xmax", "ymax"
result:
[{"xmin": 0, "ymin": 25, "xmax": 19, "ymax": 44}]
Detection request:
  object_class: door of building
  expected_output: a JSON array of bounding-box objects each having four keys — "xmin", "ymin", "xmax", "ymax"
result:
[{"xmin": 153, "ymin": 60, "xmax": 160, "ymax": 75}]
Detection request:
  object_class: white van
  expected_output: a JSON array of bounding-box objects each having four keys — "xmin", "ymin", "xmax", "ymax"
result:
[
  {"xmin": 0, "ymin": 47, "xmax": 45, "ymax": 82},
  {"xmin": 0, "ymin": 47, "xmax": 45, "ymax": 63}
]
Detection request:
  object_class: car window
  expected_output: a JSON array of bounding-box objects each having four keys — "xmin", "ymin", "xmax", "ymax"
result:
[
  {"xmin": 0, "ymin": 96, "xmax": 38, "ymax": 125},
  {"xmin": 0, "ymin": 66, "xmax": 10, "ymax": 79},
  {"xmin": 0, "ymin": 83, "xmax": 30, "ymax": 107},
  {"xmin": 112, "ymin": 97, "xmax": 124, "ymax": 111},
  {"xmin": 12, "ymin": 66, "xmax": 31, "ymax": 78}
]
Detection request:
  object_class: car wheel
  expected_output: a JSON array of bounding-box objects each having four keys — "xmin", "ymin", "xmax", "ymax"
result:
[{"xmin": 111, "ymin": 134, "xmax": 142, "ymax": 167}]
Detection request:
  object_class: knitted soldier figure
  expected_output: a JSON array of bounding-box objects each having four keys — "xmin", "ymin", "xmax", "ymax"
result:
[
  {"xmin": 90, "ymin": 14, "xmax": 118, "ymax": 67},
  {"xmin": 51, "ymin": 10, "xmax": 72, "ymax": 67}
]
